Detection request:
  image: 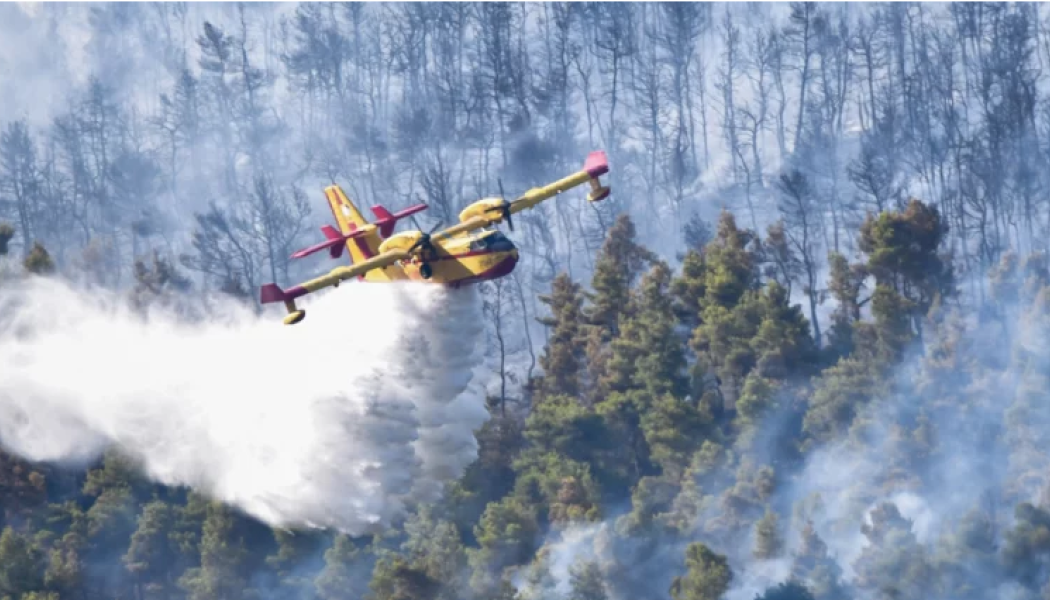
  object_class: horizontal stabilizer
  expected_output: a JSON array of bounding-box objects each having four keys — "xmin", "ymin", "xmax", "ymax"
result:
[
  {"xmin": 291, "ymin": 224, "xmax": 367, "ymax": 260},
  {"xmin": 370, "ymin": 202, "xmax": 429, "ymax": 238},
  {"xmin": 371, "ymin": 205, "xmax": 393, "ymax": 221}
]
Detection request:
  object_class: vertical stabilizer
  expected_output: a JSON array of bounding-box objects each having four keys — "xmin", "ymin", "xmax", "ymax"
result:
[{"xmin": 322, "ymin": 185, "xmax": 400, "ymax": 281}]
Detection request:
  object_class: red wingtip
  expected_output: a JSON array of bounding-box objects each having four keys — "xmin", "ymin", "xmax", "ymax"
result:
[
  {"xmin": 260, "ymin": 283, "xmax": 285, "ymax": 304},
  {"xmin": 371, "ymin": 205, "xmax": 397, "ymax": 238},
  {"xmin": 583, "ymin": 150, "xmax": 609, "ymax": 178}
]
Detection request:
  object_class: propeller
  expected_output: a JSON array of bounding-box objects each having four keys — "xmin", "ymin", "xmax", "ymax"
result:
[
  {"xmin": 408, "ymin": 222, "xmax": 442, "ymax": 254},
  {"xmin": 486, "ymin": 178, "xmax": 515, "ymax": 232},
  {"xmin": 406, "ymin": 219, "xmax": 443, "ymax": 278},
  {"xmin": 408, "ymin": 217, "xmax": 442, "ymax": 247}
]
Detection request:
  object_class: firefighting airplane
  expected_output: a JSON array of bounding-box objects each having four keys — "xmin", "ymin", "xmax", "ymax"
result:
[{"xmin": 259, "ymin": 150, "xmax": 610, "ymax": 325}]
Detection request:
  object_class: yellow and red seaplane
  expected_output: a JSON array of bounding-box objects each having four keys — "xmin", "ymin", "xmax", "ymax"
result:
[{"xmin": 260, "ymin": 150, "xmax": 611, "ymax": 325}]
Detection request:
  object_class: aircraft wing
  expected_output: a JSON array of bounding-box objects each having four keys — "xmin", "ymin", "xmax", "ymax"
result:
[
  {"xmin": 433, "ymin": 150, "xmax": 611, "ymax": 239},
  {"xmin": 293, "ymin": 249, "xmax": 410, "ymax": 293},
  {"xmin": 429, "ymin": 216, "xmax": 493, "ymax": 243},
  {"xmin": 507, "ymin": 150, "xmax": 610, "ymax": 215},
  {"xmin": 260, "ymin": 248, "xmax": 410, "ymax": 323}
]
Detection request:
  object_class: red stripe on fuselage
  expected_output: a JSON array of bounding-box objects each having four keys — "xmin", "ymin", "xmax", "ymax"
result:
[
  {"xmin": 343, "ymin": 224, "xmax": 375, "ymax": 260},
  {"xmin": 354, "ymin": 237, "xmax": 374, "ymax": 259}
]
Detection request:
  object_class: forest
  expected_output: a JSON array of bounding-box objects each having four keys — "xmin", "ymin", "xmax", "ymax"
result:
[{"xmin": 2, "ymin": 2, "xmax": 1050, "ymax": 600}]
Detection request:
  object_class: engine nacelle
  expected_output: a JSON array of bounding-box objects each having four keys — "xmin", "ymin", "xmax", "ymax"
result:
[
  {"xmin": 459, "ymin": 197, "xmax": 506, "ymax": 224},
  {"xmin": 378, "ymin": 230, "xmax": 425, "ymax": 254}
]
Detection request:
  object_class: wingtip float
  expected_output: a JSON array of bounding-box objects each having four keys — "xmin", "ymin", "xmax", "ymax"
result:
[
  {"xmin": 260, "ymin": 150, "xmax": 611, "ymax": 325},
  {"xmin": 259, "ymin": 283, "xmax": 308, "ymax": 325}
]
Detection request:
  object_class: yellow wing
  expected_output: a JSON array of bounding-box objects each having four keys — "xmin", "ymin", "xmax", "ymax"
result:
[
  {"xmin": 296, "ymin": 249, "xmax": 411, "ymax": 293},
  {"xmin": 259, "ymin": 248, "xmax": 410, "ymax": 324},
  {"xmin": 507, "ymin": 149, "xmax": 611, "ymax": 215},
  {"xmin": 430, "ymin": 216, "xmax": 494, "ymax": 243},
  {"xmin": 437, "ymin": 150, "xmax": 611, "ymax": 239}
]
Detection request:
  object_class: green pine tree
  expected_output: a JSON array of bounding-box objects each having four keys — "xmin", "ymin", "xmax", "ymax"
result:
[
  {"xmin": 753, "ymin": 509, "xmax": 784, "ymax": 560},
  {"xmin": 401, "ymin": 507, "xmax": 468, "ymax": 597},
  {"xmin": 468, "ymin": 497, "xmax": 540, "ymax": 596},
  {"xmin": 672, "ymin": 248, "xmax": 708, "ymax": 331},
  {"xmin": 0, "ymin": 527, "xmax": 42, "ymax": 598},
  {"xmin": 265, "ymin": 529, "xmax": 326, "ymax": 600},
  {"xmin": 584, "ymin": 213, "xmax": 656, "ymax": 340},
  {"xmin": 858, "ymin": 199, "xmax": 954, "ymax": 350},
  {"xmin": 315, "ymin": 535, "xmax": 372, "ymax": 600},
  {"xmin": 178, "ymin": 503, "xmax": 252, "ymax": 600},
  {"xmin": 824, "ymin": 251, "xmax": 867, "ymax": 360},
  {"xmin": 124, "ymin": 500, "xmax": 178, "ymax": 600},
  {"xmin": 568, "ymin": 559, "xmax": 608, "ymax": 600},
  {"xmin": 537, "ymin": 273, "xmax": 587, "ymax": 400},
  {"xmin": 22, "ymin": 242, "xmax": 53, "ymax": 275},
  {"xmin": 790, "ymin": 520, "xmax": 847, "ymax": 600},
  {"xmin": 851, "ymin": 503, "xmax": 934, "ymax": 600},
  {"xmin": 669, "ymin": 542, "xmax": 733, "ymax": 600},
  {"xmin": 369, "ymin": 555, "xmax": 441, "ymax": 600}
]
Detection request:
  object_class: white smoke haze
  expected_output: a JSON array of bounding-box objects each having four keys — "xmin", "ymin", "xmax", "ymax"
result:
[
  {"xmin": 0, "ymin": 274, "xmax": 489, "ymax": 535},
  {"xmin": 6, "ymin": 2, "xmax": 1050, "ymax": 598},
  {"xmin": 724, "ymin": 557, "xmax": 792, "ymax": 600},
  {"xmin": 511, "ymin": 294, "xmax": 1050, "ymax": 600}
]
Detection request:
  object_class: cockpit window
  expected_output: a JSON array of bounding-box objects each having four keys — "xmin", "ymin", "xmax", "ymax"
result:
[{"xmin": 469, "ymin": 231, "xmax": 515, "ymax": 252}]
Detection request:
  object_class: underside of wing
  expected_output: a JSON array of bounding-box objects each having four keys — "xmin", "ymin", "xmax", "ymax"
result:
[
  {"xmin": 301, "ymin": 248, "xmax": 411, "ymax": 292},
  {"xmin": 443, "ymin": 151, "xmax": 611, "ymax": 236}
]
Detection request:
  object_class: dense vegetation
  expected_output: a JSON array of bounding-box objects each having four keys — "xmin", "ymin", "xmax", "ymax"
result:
[
  {"xmin": 4, "ymin": 2, "xmax": 1050, "ymax": 600},
  {"xmin": 3, "ymin": 198, "xmax": 1050, "ymax": 600}
]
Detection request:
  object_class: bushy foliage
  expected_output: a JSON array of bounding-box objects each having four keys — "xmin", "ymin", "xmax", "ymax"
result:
[
  {"xmin": 4, "ymin": 3, "xmax": 1050, "ymax": 599},
  {"xmin": 6, "ymin": 196, "xmax": 1048, "ymax": 600}
]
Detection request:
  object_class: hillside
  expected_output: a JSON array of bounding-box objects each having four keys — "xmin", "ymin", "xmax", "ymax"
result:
[
  {"xmin": 3, "ymin": 3, "xmax": 1050, "ymax": 599},
  {"xmin": 1, "ymin": 200, "xmax": 1050, "ymax": 600}
]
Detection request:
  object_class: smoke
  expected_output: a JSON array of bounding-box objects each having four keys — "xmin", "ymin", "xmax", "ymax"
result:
[
  {"xmin": 513, "ymin": 293, "xmax": 1050, "ymax": 600},
  {"xmin": 0, "ymin": 274, "xmax": 490, "ymax": 535}
]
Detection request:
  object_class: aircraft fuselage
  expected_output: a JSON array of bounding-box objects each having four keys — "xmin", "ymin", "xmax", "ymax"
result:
[{"xmin": 390, "ymin": 229, "xmax": 520, "ymax": 287}]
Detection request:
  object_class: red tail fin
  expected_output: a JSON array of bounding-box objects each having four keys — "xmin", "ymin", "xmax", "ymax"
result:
[
  {"xmin": 369, "ymin": 203, "xmax": 429, "ymax": 238},
  {"xmin": 371, "ymin": 206, "xmax": 393, "ymax": 221},
  {"xmin": 321, "ymin": 225, "xmax": 341, "ymax": 240},
  {"xmin": 320, "ymin": 225, "xmax": 343, "ymax": 259}
]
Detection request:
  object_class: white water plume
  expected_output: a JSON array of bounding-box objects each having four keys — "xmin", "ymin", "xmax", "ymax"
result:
[{"xmin": 0, "ymin": 274, "xmax": 489, "ymax": 534}]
